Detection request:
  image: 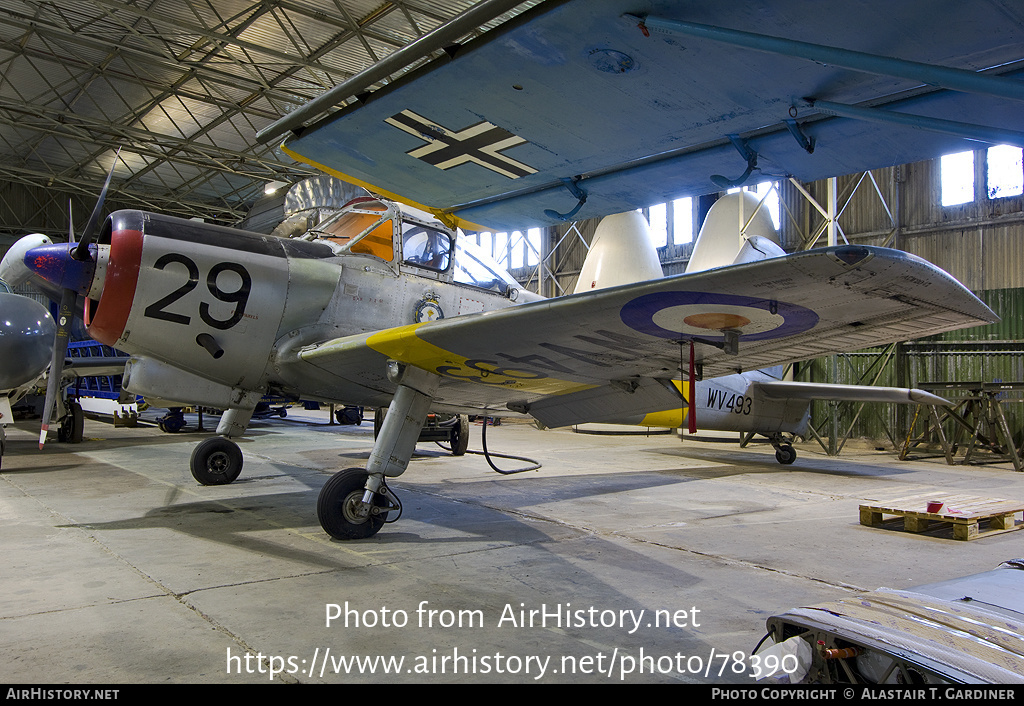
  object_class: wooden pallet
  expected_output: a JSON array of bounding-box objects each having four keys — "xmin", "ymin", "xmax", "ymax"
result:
[{"xmin": 859, "ymin": 493, "xmax": 1024, "ymax": 540}]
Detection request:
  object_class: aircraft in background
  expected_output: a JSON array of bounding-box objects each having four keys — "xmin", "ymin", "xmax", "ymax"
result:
[
  {"xmin": 0, "ymin": 281, "xmax": 56, "ymax": 462},
  {"xmin": 1, "ymin": 229, "xmax": 129, "ymax": 456},
  {"xmin": 578, "ymin": 193, "xmax": 950, "ymax": 463}
]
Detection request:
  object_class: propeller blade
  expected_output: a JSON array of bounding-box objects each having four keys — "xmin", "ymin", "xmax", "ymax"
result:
[
  {"xmin": 42, "ymin": 149, "xmax": 121, "ymax": 444},
  {"xmin": 38, "ymin": 287, "xmax": 77, "ymax": 448},
  {"xmin": 72, "ymin": 149, "xmax": 120, "ymax": 261}
]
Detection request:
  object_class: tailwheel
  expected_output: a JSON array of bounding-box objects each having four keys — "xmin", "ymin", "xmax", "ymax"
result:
[
  {"xmin": 318, "ymin": 468, "xmax": 394, "ymax": 540},
  {"xmin": 158, "ymin": 408, "xmax": 187, "ymax": 433},
  {"xmin": 775, "ymin": 444, "xmax": 797, "ymax": 465},
  {"xmin": 190, "ymin": 436, "xmax": 243, "ymax": 485}
]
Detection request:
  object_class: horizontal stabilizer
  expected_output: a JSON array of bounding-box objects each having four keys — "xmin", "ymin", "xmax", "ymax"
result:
[{"xmin": 753, "ymin": 381, "xmax": 950, "ymax": 406}]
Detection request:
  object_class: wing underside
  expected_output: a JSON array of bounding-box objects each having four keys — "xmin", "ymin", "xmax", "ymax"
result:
[
  {"xmin": 298, "ymin": 245, "xmax": 995, "ymax": 425},
  {"xmin": 280, "ymin": 0, "xmax": 1024, "ymax": 231}
]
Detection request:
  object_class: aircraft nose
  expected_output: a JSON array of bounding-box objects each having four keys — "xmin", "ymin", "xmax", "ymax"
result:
[
  {"xmin": 24, "ymin": 242, "xmax": 97, "ymax": 296},
  {"xmin": 0, "ymin": 292, "xmax": 57, "ymax": 389}
]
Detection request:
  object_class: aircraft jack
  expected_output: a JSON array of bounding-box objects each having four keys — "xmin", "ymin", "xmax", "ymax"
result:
[{"xmin": 318, "ymin": 361, "xmax": 439, "ymax": 539}]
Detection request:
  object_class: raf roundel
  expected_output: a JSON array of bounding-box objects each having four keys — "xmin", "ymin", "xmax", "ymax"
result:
[{"xmin": 619, "ymin": 292, "xmax": 819, "ymax": 341}]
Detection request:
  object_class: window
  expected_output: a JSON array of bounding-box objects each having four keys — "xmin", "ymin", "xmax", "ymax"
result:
[
  {"xmin": 941, "ymin": 150, "xmax": 975, "ymax": 206},
  {"xmin": 493, "ymin": 232, "xmax": 510, "ymax": 268},
  {"xmin": 401, "ymin": 222, "xmax": 452, "ymax": 272},
  {"xmin": 525, "ymin": 228, "xmax": 541, "ymax": 267},
  {"xmin": 750, "ymin": 181, "xmax": 780, "ymax": 230},
  {"xmin": 727, "ymin": 182, "xmax": 780, "ymax": 229},
  {"xmin": 469, "ymin": 228, "xmax": 542, "ymax": 269},
  {"xmin": 987, "ymin": 144, "xmax": 1023, "ymax": 199},
  {"xmin": 646, "ymin": 203, "xmax": 668, "ymax": 247},
  {"xmin": 673, "ymin": 197, "xmax": 693, "ymax": 244},
  {"xmin": 453, "ymin": 238, "xmax": 522, "ymax": 294}
]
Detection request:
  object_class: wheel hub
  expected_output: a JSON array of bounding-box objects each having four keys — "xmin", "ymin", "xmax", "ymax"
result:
[
  {"xmin": 207, "ymin": 452, "xmax": 230, "ymax": 474},
  {"xmin": 341, "ymin": 491, "xmax": 371, "ymax": 525}
]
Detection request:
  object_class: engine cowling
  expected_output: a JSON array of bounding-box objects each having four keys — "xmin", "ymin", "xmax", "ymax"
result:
[{"xmin": 27, "ymin": 209, "xmax": 340, "ymax": 397}]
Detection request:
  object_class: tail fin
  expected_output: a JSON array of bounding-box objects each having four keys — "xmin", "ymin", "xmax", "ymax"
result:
[
  {"xmin": 574, "ymin": 211, "xmax": 663, "ymax": 293},
  {"xmin": 685, "ymin": 192, "xmax": 780, "ymax": 274}
]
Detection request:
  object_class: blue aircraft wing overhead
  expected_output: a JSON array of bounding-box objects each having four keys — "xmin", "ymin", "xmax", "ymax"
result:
[{"xmin": 279, "ymin": 0, "xmax": 1024, "ymax": 232}]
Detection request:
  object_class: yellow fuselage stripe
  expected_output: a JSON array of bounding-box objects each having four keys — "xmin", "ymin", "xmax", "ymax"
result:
[
  {"xmin": 639, "ymin": 380, "xmax": 691, "ymax": 427},
  {"xmin": 366, "ymin": 324, "xmax": 597, "ymax": 396}
]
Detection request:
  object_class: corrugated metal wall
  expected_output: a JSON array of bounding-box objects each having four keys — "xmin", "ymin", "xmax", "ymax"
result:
[{"xmin": 785, "ymin": 151, "xmax": 1024, "ymax": 447}]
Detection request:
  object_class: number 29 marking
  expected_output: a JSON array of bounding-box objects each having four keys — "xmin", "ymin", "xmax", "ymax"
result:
[{"xmin": 143, "ymin": 253, "xmax": 252, "ymax": 330}]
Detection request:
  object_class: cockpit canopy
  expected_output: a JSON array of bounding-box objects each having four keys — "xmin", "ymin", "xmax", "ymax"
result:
[{"xmin": 296, "ymin": 196, "xmax": 528, "ymax": 298}]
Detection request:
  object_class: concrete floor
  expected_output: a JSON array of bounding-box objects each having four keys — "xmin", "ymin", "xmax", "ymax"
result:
[{"xmin": 2, "ymin": 409, "xmax": 1022, "ymax": 684}]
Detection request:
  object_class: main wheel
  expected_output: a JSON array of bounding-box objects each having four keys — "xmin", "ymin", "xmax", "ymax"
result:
[
  {"xmin": 775, "ymin": 444, "xmax": 797, "ymax": 465},
  {"xmin": 58, "ymin": 401, "xmax": 84, "ymax": 444},
  {"xmin": 450, "ymin": 414, "xmax": 470, "ymax": 456},
  {"xmin": 159, "ymin": 414, "xmax": 186, "ymax": 433},
  {"xmin": 318, "ymin": 468, "xmax": 388, "ymax": 539},
  {"xmin": 190, "ymin": 437, "xmax": 243, "ymax": 485}
]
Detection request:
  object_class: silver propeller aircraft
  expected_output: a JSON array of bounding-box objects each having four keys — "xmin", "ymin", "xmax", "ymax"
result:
[
  {"xmin": 3, "ymin": 184, "xmax": 995, "ymax": 539},
  {"xmin": 2, "ymin": 0, "xmax": 1012, "ymax": 539}
]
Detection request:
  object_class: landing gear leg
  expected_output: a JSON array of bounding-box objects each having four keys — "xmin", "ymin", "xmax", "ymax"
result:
[
  {"xmin": 189, "ymin": 401, "xmax": 258, "ymax": 485},
  {"xmin": 57, "ymin": 400, "xmax": 84, "ymax": 443},
  {"xmin": 769, "ymin": 433, "xmax": 797, "ymax": 464},
  {"xmin": 318, "ymin": 362, "xmax": 439, "ymax": 539}
]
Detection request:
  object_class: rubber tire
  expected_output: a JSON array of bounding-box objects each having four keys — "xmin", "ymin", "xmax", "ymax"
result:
[
  {"xmin": 190, "ymin": 437, "xmax": 244, "ymax": 485},
  {"xmin": 58, "ymin": 401, "xmax": 84, "ymax": 444},
  {"xmin": 775, "ymin": 445, "xmax": 797, "ymax": 465},
  {"xmin": 450, "ymin": 414, "xmax": 470, "ymax": 456},
  {"xmin": 318, "ymin": 468, "xmax": 388, "ymax": 540},
  {"xmin": 161, "ymin": 415, "xmax": 186, "ymax": 433}
]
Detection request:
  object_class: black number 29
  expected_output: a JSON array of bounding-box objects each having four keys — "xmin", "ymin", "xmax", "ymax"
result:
[{"xmin": 144, "ymin": 254, "xmax": 251, "ymax": 330}]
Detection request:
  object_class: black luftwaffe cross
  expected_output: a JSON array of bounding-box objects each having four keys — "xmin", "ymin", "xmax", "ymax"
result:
[{"xmin": 385, "ymin": 110, "xmax": 537, "ymax": 179}]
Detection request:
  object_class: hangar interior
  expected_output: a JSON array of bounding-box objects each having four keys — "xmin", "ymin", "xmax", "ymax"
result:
[
  {"xmin": 1, "ymin": 0, "xmax": 1022, "ymax": 456},
  {"xmin": 2, "ymin": 0, "xmax": 1024, "ymax": 685}
]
